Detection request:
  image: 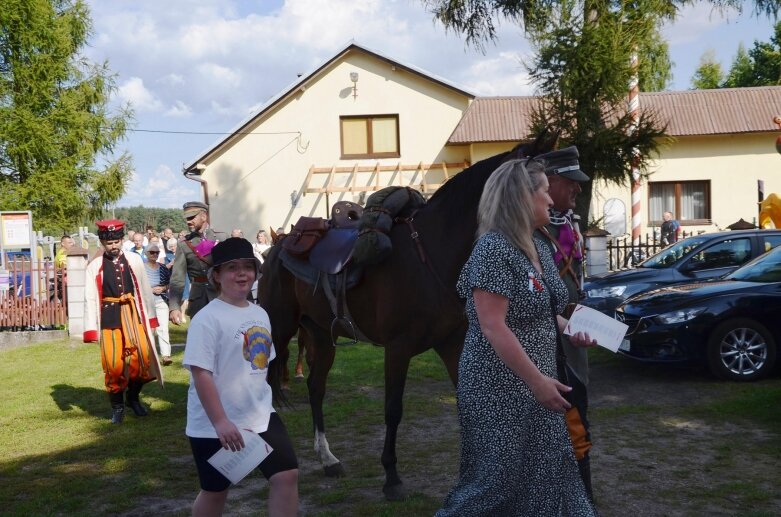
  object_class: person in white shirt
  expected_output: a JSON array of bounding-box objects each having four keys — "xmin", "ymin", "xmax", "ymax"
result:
[
  {"xmin": 143, "ymin": 243, "xmax": 172, "ymax": 365},
  {"xmin": 183, "ymin": 237, "xmax": 298, "ymax": 516}
]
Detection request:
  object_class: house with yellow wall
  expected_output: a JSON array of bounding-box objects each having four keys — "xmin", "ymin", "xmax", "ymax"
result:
[{"xmin": 184, "ymin": 43, "xmax": 781, "ymax": 239}]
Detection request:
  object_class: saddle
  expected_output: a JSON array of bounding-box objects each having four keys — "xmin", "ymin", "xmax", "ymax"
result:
[{"xmin": 282, "ymin": 201, "xmax": 364, "ymax": 274}]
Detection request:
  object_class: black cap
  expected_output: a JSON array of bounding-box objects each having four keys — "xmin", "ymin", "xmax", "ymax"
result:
[
  {"xmin": 537, "ymin": 146, "xmax": 590, "ymax": 182},
  {"xmin": 209, "ymin": 237, "xmax": 261, "ymax": 271}
]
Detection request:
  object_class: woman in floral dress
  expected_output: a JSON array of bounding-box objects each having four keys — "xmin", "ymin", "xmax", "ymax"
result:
[{"xmin": 437, "ymin": 158, "xmax": 598, "ymax": 516}]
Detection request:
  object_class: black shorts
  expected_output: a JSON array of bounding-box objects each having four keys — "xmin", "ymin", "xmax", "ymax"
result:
[{"xmin": 189, "ymin": 412, "xmax": 298, "ymax": 492}]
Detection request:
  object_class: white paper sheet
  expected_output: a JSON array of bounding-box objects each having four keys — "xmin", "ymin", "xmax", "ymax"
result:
[
  {"xmin": 563, "ymin": 304, "xmax": 629, "ymax": 353},
  {"xmin": 207, "ymin": 430, "xmax": 273, "ymax": 485}
]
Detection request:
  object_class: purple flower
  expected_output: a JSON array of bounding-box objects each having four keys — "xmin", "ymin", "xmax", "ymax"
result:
[{"xmin": 194, "ymin": 239, "xmax": 217, "ymax": 258}]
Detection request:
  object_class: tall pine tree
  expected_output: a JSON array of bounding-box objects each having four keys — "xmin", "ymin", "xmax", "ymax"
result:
[{"xmin": 0, "ymin": 0, "xmax": 133, "ymax": 234}]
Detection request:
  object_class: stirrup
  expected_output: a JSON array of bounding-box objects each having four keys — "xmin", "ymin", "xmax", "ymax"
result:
[{"xmin": 330, "ymin": 317, "xmax": 359, "ymax": 347}]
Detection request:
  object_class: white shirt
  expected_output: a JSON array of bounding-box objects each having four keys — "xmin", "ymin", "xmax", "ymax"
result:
[{"xmin": 183, "ymin": 299, "xmax": 276, "ymax": 437}]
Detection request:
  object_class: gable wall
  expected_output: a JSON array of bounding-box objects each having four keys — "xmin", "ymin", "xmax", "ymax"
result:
[{"xmin": 197, "ymin": 50, "xmax": 471, "ymax": 236}]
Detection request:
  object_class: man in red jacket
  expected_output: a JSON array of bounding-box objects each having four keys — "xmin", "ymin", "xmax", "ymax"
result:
[{"xmin": 83, "ymin": 220, "xmax": 162, "ymax": 424}]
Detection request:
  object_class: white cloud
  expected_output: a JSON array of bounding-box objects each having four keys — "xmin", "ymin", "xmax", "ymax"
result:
[
  {"xmin": 118, "ymin": 77, "xmax": 163, "ymax": 112},
  {"xmin": 165, "ymin": 100, "xmax": 192, "ymax": 118},
  {"xmin": 158, "ymin": 73, "xmax": 185, "ymax": 87},
  {"xmin": 123, "ymin": 164, "xmax": 198, "ymax": 208}
]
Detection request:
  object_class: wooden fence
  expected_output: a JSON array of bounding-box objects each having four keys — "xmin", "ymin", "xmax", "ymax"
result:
[
  {"xmin": 0, "ymin": 257, "xmax": 67, "ymax": 331},
  {"xmin": 606, "ymin": 231, "xmax": 694, "ymax": 271}
]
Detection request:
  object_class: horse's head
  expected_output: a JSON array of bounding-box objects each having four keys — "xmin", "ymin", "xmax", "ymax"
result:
[{"xmin": 502, "ymin": 127, "xmax": 560, "ymax": 163}]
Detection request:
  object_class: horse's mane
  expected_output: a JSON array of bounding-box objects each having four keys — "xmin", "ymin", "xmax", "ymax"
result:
[{"xmin": 423, "ymin": 137, "xmax": 548, "ymax": 213}]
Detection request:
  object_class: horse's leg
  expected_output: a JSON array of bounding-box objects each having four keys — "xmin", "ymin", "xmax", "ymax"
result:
[
  {"xmin": 280, "ymin": 345, "xmax": 291, "ymax": 390},
  {"xmin": 294, "ymin": 334, "xmax": 305, "ymax": 378},
  {"xmin": 381, "ymin": 348, "xmax": 412, "ymax": 501},
  {"xmin": 301, "ymin": 322, "xmax": 345, "ymax": 477}
]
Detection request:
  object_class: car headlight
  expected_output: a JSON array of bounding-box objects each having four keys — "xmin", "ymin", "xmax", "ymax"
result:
[
  {"xmin": 653, "ymin": 307, "xmax": 706, "ymax": 325},
  {"xmin": 586, "ymin": 285, "xmax": 627, "ymax": 298}
]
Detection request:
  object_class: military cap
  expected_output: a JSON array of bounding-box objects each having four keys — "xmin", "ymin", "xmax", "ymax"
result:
[
  {"xmin": 95, "ymin": 219, "xmax": 125, "ymax": 241},
  {"xmin": 537, "ymin": 146, "xmax": 590, "ymax": 182},
  {"xmin": 182, "ymin": 201, "xmax": 209, "ymax": 218}
]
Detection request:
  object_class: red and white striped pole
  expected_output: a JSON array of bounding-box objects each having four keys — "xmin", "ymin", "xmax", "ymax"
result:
[{"xmin": 628, "ymin": 52, "xmax": 642, "ymax": 247}]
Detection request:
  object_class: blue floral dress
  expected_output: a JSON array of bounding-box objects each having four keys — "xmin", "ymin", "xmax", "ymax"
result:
[{"xmin": 437, "ymin": 232, "xmax": 596, "ymax": 516}]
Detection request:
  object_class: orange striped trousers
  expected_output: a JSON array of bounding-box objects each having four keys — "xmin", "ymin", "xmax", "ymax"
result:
[{"xmin": 100, "ymin": 326, "xmax": 155, "ymax": 393}]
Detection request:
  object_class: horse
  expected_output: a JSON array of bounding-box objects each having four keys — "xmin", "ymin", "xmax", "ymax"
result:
[{"xmin": 258, "ymin": 131, "xmax": 558, "ymax": 500}]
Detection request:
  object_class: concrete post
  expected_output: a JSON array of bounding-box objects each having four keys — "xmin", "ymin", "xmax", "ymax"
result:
[
  {"xmin": 583, "ymin": 228, "xmax": 610, "ymax": 278},
  {"xmin": 66, "ymin": 246, "xmax": 90, "ymax": 339}
]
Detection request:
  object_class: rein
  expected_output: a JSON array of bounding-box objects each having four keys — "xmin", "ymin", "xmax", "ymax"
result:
[{"xmin": 394, "ymin": 210, "xmax": 461, "ymax": 306}]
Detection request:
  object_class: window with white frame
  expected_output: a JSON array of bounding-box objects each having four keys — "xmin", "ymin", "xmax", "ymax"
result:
[
  {"xmin": 648, "ymin": 181, "xmax": 711, "ymax": 225},
  {"xmin": 340, "ymin": 115, "xmax": 399, "ymax": 159}
]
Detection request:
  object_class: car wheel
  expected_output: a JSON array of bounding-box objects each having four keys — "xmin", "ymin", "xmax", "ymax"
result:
[{"xmin": 707, "ymin": 318, "xmax": 777, "ymax": 381}]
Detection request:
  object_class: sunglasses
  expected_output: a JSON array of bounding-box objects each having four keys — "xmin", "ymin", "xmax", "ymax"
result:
[
  {"xmin": 185, "ymin": 214, "xmax": 198, "ymax": 221},
  {"xmin": 147, "ymin": 251, "xmax": 160, "ymax": 255}
]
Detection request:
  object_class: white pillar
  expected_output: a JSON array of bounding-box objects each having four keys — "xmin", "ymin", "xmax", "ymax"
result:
[
  {"xmin": 66, "ymin": 247, "xmax": 90, "ymax": 339},
  {"xmin": 584, "ymin": 229, "xmax": 610, "ymax": 277}
]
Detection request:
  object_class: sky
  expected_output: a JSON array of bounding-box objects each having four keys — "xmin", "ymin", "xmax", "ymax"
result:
[{"xmin": 80, "ymin": 0, "xmax": 776, "ymax": 210}]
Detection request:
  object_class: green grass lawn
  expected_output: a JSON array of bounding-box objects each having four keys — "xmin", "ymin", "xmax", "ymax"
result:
[
  {"xmin": 1, "ymin": 337, "xmax": 779, "ymax": 515},
  {"xmin": 0, "ymin": 333, "xmax": 453, "ymax": 516}
]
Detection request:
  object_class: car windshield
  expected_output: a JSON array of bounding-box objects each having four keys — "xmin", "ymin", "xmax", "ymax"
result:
[
  {"xmin": 638, "ymin": 235, "xmax": 711, "ymax": 269},
  {"xmin": 727, "ymin": 246, "xmax": 781, "ymax": 283}
]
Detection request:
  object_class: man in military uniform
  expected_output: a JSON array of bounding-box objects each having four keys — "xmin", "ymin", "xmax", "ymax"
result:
[
  {"xmin": 168, "ymin": 201, "xmax": 221, "ymax": 325},
  {"xmin": 535, "ymin": 146, "xmax": 595, "ymax": 500}
]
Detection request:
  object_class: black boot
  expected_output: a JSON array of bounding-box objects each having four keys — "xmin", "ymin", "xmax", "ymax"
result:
[
  {"xmin": 578, "ymin": 455, "xmax": 595, "ymax": 503},
  {"xmin": 109, "ymin": 392, "xmax": 125, "ymax": 424},
  {"xmin": 126, "ymin": 381, "xmax": 148, "ymax": 417}
]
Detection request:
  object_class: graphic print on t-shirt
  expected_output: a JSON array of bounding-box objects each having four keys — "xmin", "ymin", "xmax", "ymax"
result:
[{"xmin": 242, "ymin": 325, "xmax": 272, "ymax": 370}]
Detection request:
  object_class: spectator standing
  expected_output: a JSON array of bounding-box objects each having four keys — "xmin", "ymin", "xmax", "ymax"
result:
[
  {"xmin": 161, "ymin": 228, "xmax": 174, "ymax": 252},
  {"xmin": 437, "ymin": 159, "xmax": 596, "ymax": 516},
  {"xmin": 83, "ymin": 220, "xmax": 161, "ymax": 424},
  {"xmin": 165, "ymin": 237, "xmax": 177, "ymax": 267},
  {"xmin": 184, "ymin": 237, "xmax": 298, "ymax": 515},
  {"xmin": 130, "ymin": 231, "xmax": 146, "ymax": 260},
  {"xmin": 54, "ymin": 235, "xmax": 75, "ymax": 268},
  {"xmin": 123, "ymin": 230, "xmax": 136, "ymax": 252},
  {"xmin": 144, "ymin": 243, "xmax": 172, "ymax": 366},
  {"xmin": 253, "ymin": 230, "xmax": 271, "ymax": 263},
  {"xmin": 660, "ymin": 211, "xmax": 680, "ymax": 246},
  {"xmin": 148, "ymin": 236, "xmax": 166, "ymax": 264}
]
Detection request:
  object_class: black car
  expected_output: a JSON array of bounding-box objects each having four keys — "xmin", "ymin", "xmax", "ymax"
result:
[
  {"xmin": 583, "ymin": 229, "xmax": 781, "ymax": 314},
  {"xmin": 615, "ymin": 245, "xmax": 781, "ymax": 381}
]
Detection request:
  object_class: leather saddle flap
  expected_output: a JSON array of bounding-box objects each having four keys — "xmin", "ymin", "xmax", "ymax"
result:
[{"xmin": 309, "ymin": 228, "xmax": 359, "ymax": 274}]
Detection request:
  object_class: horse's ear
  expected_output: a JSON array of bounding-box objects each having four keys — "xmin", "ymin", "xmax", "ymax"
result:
[
  {"xmin": 270, "ymin": 227, "xmax": 278, "ymax": 242},
  {"xmin": 502, "ymin": 127, "xmax": 561, "ymax": 164},
  {"xmin": 529, "ymin": 127, "xmax": 560, "ymax": 157}
]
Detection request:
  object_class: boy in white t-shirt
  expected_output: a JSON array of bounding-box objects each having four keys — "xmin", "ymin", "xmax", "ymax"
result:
[{"xmin": 183, "ymin": 237, "xmax": 298, "ymax": 516}]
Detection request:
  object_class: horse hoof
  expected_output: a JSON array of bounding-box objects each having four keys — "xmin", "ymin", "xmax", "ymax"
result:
[
  {"xmin": 383, "ymin": 483, "xmax": 407, "ymax": 501},
  {"xmin": 295, "ymin": 372, "xmax": 304, "ymax": 379},
  {"xmin": 323, "ymin": 462, "xmax": 346, "ymax": 477}
]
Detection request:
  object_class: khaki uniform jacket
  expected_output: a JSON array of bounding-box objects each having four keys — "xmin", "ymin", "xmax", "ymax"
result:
[{"xmin": 168, "ymin": 227, "xmax": 220, "ymax": 317}]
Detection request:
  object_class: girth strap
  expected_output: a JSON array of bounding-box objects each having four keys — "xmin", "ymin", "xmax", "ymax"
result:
[{"xmin": 319, "ymin": 272, "xmax": 371, "ymax": 346}]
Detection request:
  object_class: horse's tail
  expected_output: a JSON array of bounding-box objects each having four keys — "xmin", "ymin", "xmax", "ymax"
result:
[{"xmin": 258, "ymin": 243, "xmax": 295, "ymax": 407}]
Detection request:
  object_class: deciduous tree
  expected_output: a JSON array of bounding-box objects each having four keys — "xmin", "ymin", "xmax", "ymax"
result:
[{"xmin": 0, "ymin": 0, "xmax": 133, "ymax": 234}]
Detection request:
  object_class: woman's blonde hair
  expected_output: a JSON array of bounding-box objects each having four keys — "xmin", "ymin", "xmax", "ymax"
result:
[{"xmin": 477, "ymin": 158, "xmax": 547, "ymax": 259}]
